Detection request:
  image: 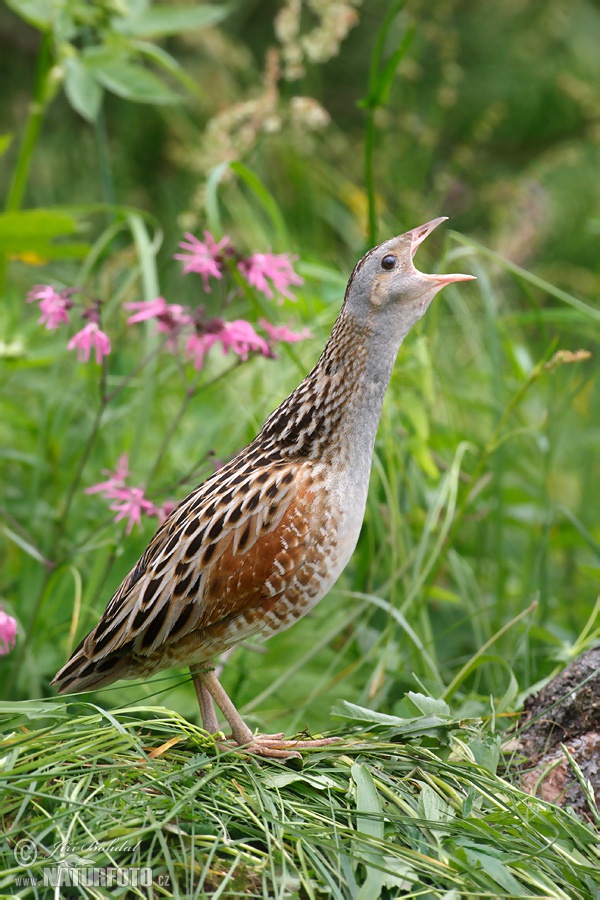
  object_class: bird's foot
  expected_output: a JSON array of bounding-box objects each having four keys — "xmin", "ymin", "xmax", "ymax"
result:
[{"xmin": 221, "ymin": 732, "xmax": 341, "ymax": 760}]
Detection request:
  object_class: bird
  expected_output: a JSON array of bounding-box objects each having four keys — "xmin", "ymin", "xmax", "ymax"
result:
[{"xmin": 52, "ymin": 217, "xmax": 475, "ymax": 758}]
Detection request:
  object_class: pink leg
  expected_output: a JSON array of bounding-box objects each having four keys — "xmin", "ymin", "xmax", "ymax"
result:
[
  {"xmin": 190, "ymin": 664, "xmax": 219, "ymax": 734},
  {"xmin": 197, "ymin": 667, "xmax": 339, "ymax": 760}
]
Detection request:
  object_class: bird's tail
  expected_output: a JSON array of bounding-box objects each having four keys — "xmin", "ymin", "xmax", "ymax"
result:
[{"xmin": 51, "ymin": 635, "xmax": 131, "ymax": 694}]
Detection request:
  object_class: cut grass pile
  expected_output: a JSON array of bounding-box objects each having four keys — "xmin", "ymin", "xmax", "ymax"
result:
[{"xmin": 1, "ymin": 698, "xmax": 598, "ymax": 898}]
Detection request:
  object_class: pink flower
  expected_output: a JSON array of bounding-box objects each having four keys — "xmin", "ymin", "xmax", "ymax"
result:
[
  {"xmin": 27, "ymin": 284, "xmax": 72, "ymax": 330},
  {"xmin": 155, "ymin": 500, "xmax": 176, "ymax": 524},
  {"xmin": 174, "ymin": 231, "xmax": 231, "ymax": 291},
  {"xmin": 109, "ymin": 487, "xmax": 158, "ymax": 535},
  {"xmin": 124, "ymin": 297, "xmax": 192, "ymax": 336},
  {"xmin": 86, "ymin": 455, "xmax": 173, "ymax": 534},
  {"xmin": 238, "ymin": 253, "xmax": 303, "ymax": 302},
  {"xmin": 220, "ymin": 320, "xmax": 270, "ymax": 360},
  {"xmin": 185, "ymin": 332, "xmax": 217, "ymax": 370},
  {"xmin": 0, "ymin": 607, "xmax": 17, "ymax": 655},
  {"xmin": 185, "ymin": 318, "xmax": 271, "ymax": 370},
  {"xmin": 67, "ymin": 322, "xmax": 111, "ymax": 364},
  {"xmin": 85, "ymin": 455, "xmax": 129, "ymax": 498},
  {"xmin": 259, "ymin": 319, "xmax": 313, "ymax": 344}
]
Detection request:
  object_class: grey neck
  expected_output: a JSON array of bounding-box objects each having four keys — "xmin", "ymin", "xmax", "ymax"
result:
[
  {"xmin": 260, "ymin": 306, "xmax": 404, "ymax": 468},
  {"xmin": 331, "ymin": 327, "xmax": 400, "ymax": 468}
]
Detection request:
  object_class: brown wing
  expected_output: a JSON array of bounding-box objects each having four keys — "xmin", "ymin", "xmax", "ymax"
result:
[{"xmin": 52, "ymin": 448, "xmax": 316, "ymax": 692}]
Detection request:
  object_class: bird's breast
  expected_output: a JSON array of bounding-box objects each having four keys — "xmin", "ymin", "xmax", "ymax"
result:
[{"xmin": 248, "ymin": 459, "xmax": 370, "ymax": 642}]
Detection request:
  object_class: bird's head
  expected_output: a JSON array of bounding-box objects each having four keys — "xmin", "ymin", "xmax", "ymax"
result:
[{"xmin": 344, "ymin": 217, "xmax": 475, "ymax": 340}]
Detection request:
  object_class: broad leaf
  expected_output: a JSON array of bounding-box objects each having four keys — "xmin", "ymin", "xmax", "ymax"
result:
[
  {"xmin": 84, "ymin": 53, "xmax": 179, "ymax": 105},
  {"xmin": 352, "ymin": 764, "xmax": 385, "ymax": 900},
  {"xmin": 117, "ymin": 4, "xmax": 230, "ymax": 38},
  {"xmin": 0, "ymin": 209, "xmax": 90, "ymax": 259},
  {"xmin": 402, "ymin": 692, "xmax": 450, "ymax": 718},
  {"xmin": 132, "ymin": 40, "xmax": 201, "ymax": 96},
  {"xmin": 64, "ymin": 56, "xmax": 103, "ymax": 122},
  {"xmin": 331, "ymin": 700, "xmax": 449, "ymax": 737},
  {"xmin": 0, "ymin": 209, "xmax": 78, "ymax": 241},
  {"xmin": 4, "ymin": 0, "xmax": 53, "ymax": 29},
  {"xmin": 82, "ymin": 46, "xmax": 179, "ymax": 105}
]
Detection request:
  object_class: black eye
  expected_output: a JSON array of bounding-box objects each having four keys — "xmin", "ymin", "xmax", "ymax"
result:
[{"xmin": 381, "ymin": 254, "xmax": 397, "ymax": 270}]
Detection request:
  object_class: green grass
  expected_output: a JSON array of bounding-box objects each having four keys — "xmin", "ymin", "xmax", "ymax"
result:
[{"xmin": 1, "ymin": 699, "xmax": 598, "ymax": 898}]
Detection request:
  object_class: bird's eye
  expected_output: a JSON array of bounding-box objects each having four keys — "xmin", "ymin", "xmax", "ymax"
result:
[{"xmin": 381, "ymin": 254, "xmax": 397, "ymax": 270}]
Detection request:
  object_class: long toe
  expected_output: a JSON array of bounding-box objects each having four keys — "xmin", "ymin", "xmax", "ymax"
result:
[
  {"xmin": 237, "ymin": 733, "xmax": 341, "ymax": 759},
  {"xmin": 279, "ymin": 736, "xmax": 341, "ymax": 749}
]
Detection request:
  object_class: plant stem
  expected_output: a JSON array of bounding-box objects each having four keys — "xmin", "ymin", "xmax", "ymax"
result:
[
  {"xmin": 364, "ymin": 109, "xmax": 377, "ymax": 248},
  {"xmin": 95, "ymin": 106, "xmax": 116, "ymax": 213},
  {"xmin": 59, "ymin": 404, "xmax": 107, "ymax": 537},
  {"xmin": 146, "ymin": 359, "xmax": 244, "ymax": 489},
  {"xmin": 361, "ymin": 1, "xmax": 412, "ymax": 248},
  {"xmin": 104, "ymin": 338, "xmax": 169, "ymax": 404},
  {"xmin": 5, "ymin": 33, "xmax": 54, "ymax": 213},
  {"xmin": 145, "ymin": 389, "xmax": 195, "ymax": 489}
]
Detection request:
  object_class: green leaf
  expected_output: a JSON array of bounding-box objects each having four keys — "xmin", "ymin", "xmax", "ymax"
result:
[
  {"xmin": 468, "ymin": 737, "xmax": 501, "ymax": 774},
  {"xmin": 205, "ymin": 161, "xmax": 230, "ymax": 235},
  {"xmin": 331, "ymin": 700, "xmax": 450, "ymax": 738},
  {"xmin": 230, "ymin": 161, "xmax": 290, "ymax": 246},
  {"xmin": 370, "ymin": 25, "xmax": 415, "ymax": 108},
  {"xmin": 0, "ymin": 209, "xmax": 90, "ymax": 259},
  {"xmin": 461, "ymin": 787, "xmax": 476, "ymax": 818},
  {"xmin": 462, "ymin": 849, "xmax": 524, "ymax": 895},
  {"xmin": 83, "ymin": 47, "xmax": 179, "ymax": 105},
  {"xmin": 63, "ymin": 56, "xmax": 103, "ymax": 122},
  {"xmin": 331, "ymin": 700, "xmax": 409, "ymax": 727},
  {"xmin": 0, "ymin": 700, "xmax": 69, "ymax": 720},
  {"xmin": 0, "ymin": 208, "xmax": 78, "ymax": 241},
  {"xmin": 1, "ymin": 526, "xmax": 50, "ymax": 566},
  {"xmin": 417, "ymin": 784, "xmax": 455, "ymax": 824},
  {"xmin": 268, "ymin": 771, "xmax": 342, "ymax": 791},
  {"xmin": 4, "ymin": 0, "xmax": 53, "ymax": 29},
  {"xmin": 6, "ymin": 241, "xmax": 90, "ymax": 260},
  {"xmin": 131, "ymin": 40, "xmax": 202, "ymax": 96},
  {"xmin": 117, "ymin": 4, "xmax": 231, "ymax": 38},
  {"xmin": 352, "ymin": 764, "xmax": 385, "ymax": 900},
  {"xmin": 95, "ymin": 62, "xmax": 179, "ymax": 105},
  {"xmin": 403, "ymin": 692, "xmax": 450, "ymax": 718},
  {"xmin": 352, "ymin": 764, "xmax": 384, "ymax": 842}
]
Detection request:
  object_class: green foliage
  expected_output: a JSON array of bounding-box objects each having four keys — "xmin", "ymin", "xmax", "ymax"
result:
[
  {"xmin": 0, "ymin": 208, "xmax": 91, "ymax": 258},
  {"xmin": 4, "ymin": 0, "xmax": 228, "ymax": 120},
  {"xmin": 1, "ymin": 700, "xmax": 598, "ymax": 898}
]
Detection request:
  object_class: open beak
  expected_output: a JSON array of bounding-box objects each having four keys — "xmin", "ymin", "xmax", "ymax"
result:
[{"xmin": 409, "ymin": 217, "xmax": 476, "ymax": 286}]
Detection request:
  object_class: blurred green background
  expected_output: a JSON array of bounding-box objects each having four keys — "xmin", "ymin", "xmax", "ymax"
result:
[{"xmin": 1, "ymin": 0, "xmax": 598, "ymax": 734}]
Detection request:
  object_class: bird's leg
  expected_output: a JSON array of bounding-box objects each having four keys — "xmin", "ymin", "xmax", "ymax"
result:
[
  {"xmin": 190, "ymin": 664, "xmax": 220, "ymax": 735},
  {"xmin": 197, "ymin": 666, "xmax": 339, "ymax": 760}
]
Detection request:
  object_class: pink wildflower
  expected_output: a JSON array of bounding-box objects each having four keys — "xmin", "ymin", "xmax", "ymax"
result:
[
  {"xmin": 185, "ymin": 332, "xmax": 217, "ymax": 371},
  {"xmin": 67, "ymin": 322, "xmax": 111, "ymax": 364},
  {"xmin": 27, "ymin": 284, "xmax": 72, "ymax": 330},
  {"xmin": 155, "ymin": 500, "xmax": 176, "ymax": 524},
  {"xmin": 174, "ymin": 231, "xmax": 231, "ymax": 291},
  {"xmin": 238, "ymin": 253, "xmax": 303, "ymax": 302},
  {"xmin": 259, "ymin": 319, "xmax": 313, "ymax": 344},
  {"xmin": 124, "ymin": 297, "xmax": 192, "ymax": 336},
  {"xmin": 0, "ymin": 607, "xmax": 17, "ymax": 655},
  {"xmin": 109, "ymin": 487, "xmax": 158, "ymax": 535},
  {"xmin": 86, "ymin": 455, "xmax": 172, "ymax": 534},
  {"xmin": 185, "ymin": 318, "xmax": 270, "ymax": 370},
  {"xmin": 219, "ymin": 320, "xmax": 270, "ymax": 360},
  {"xmin": 85, "ymin": 454, "xmax": 129, "ymax": 498}
]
